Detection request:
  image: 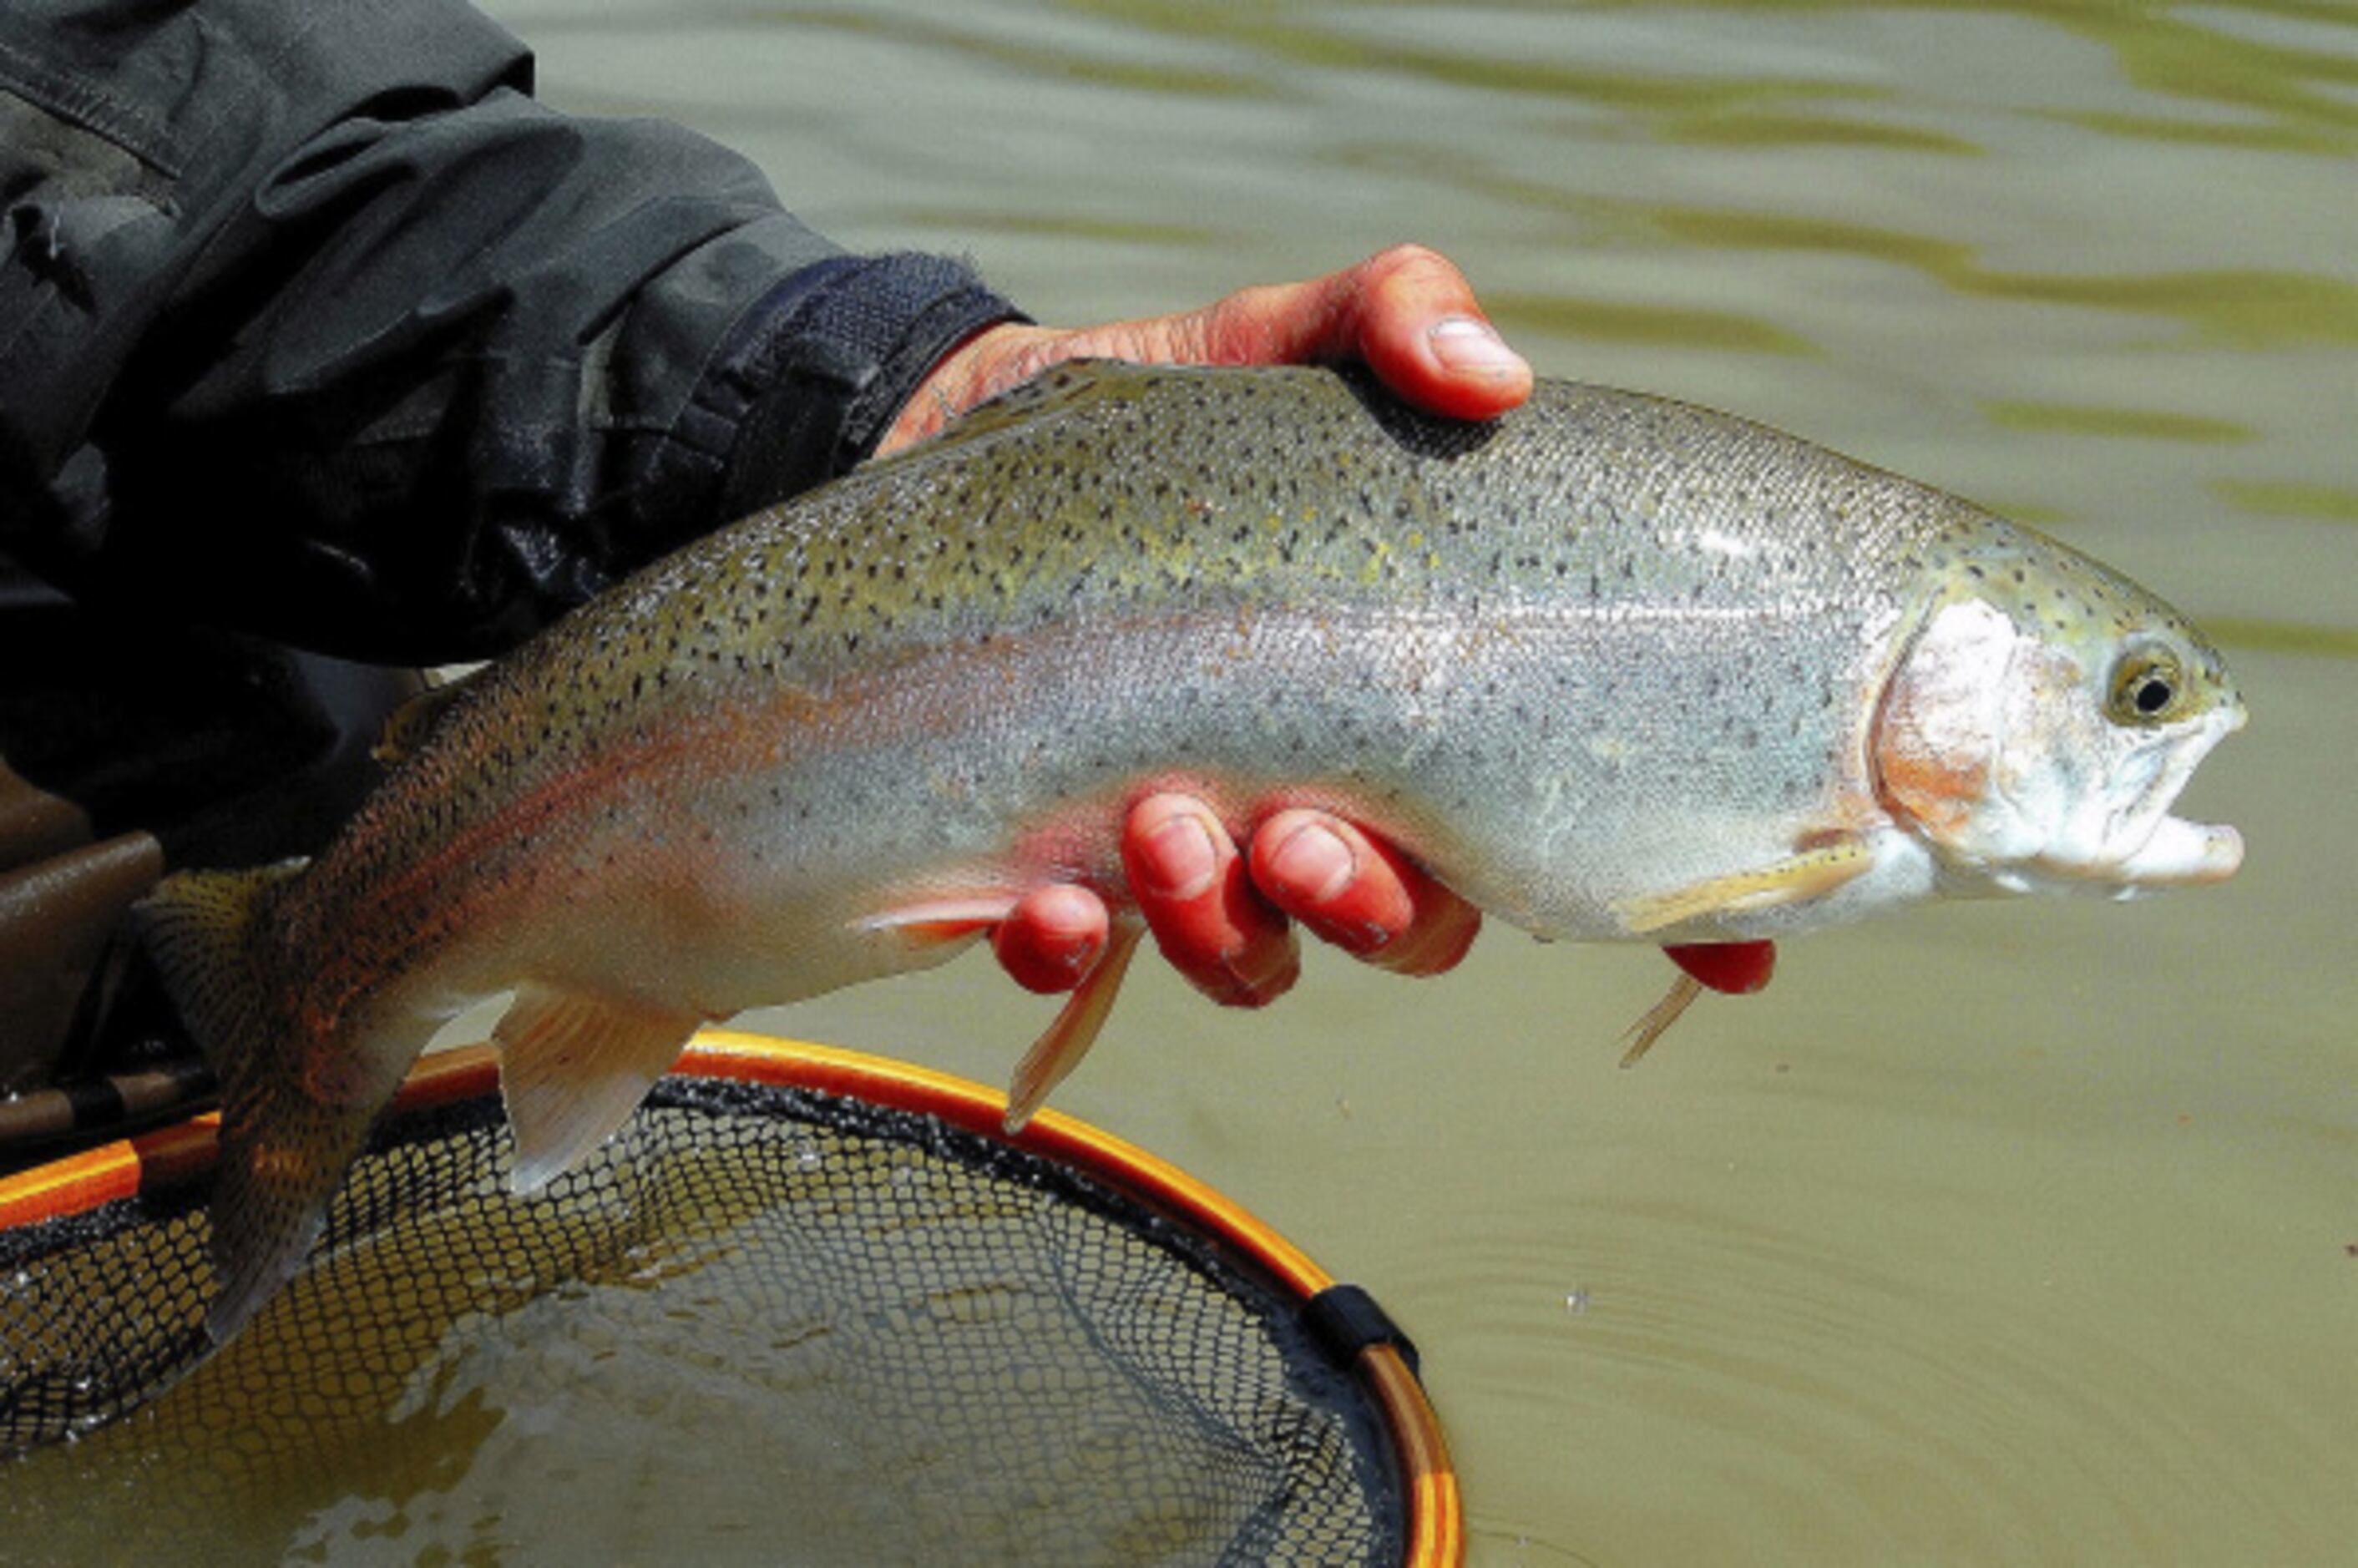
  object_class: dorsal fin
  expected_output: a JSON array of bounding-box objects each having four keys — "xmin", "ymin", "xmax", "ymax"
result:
[
  {"xmin": 493, "ymin": 984, "xmax": 704, "ymax": 1191},
  {"xmin": 372, "ymin": 673, "xmax": 480, "ymax": 765}
]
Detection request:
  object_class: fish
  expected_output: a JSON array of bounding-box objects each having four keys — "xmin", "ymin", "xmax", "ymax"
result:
[{"xmin": 138, "ymin": 362, "xmax": 2246, "ymax": 1346}]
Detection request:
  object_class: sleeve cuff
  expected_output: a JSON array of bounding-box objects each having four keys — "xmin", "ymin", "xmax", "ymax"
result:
[{"xmin": 701, "ymin": 252, "xmax": 1025, "ymax": 518}]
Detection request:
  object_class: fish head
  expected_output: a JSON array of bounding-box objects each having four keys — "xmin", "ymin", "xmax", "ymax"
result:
[{"xmin": 1871, "ymin": 538, "xmax": 2245, "ymax": 898}]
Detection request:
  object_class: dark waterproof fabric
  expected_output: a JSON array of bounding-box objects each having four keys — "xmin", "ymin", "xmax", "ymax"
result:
[{"xmin": 0, "ymin": 0, "xmax": 1022, "ymax": 661}]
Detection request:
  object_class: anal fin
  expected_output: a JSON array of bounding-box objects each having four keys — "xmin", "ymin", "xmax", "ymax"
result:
[
  {"xmin": 1617, "ymin": 836, "xmax": 1872, "ymax": 936},
  {"xmin": 493, "ymin": 983, "xmax": 704, "ymax": 1192},
  {"xmin": 1003, "ymin": 916, "xmax": 1143, "ymax": 1135}
]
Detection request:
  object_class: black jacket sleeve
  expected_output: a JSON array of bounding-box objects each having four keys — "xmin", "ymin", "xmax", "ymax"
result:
[{"xmin": 0, "ymin": 0, "xmax": 1022, "ymax": 661}]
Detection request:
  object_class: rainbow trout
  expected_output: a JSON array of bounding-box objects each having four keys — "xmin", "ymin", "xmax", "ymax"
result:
[{"xmin": 143, "ymin": 363, "xmax": 2244, "ymax": 1343}]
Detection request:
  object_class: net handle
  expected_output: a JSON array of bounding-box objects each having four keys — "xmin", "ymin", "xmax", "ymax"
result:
[{"xmin": 0, "ymin": 1044, "xmax": 492, "ymax": 1225}]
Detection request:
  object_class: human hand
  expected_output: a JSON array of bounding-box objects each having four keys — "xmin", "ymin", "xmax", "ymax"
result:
[
  {"xmin": 880, "ymin": 243, "xmax": 1531, "ymax": 455},
  {"xmin": 891, "ymin": 245, "xmax": 1526, "ymax": 1006},
  {"xmin": 990, "ymin": 796, "xmax": 1485, "ymax": 1008}
]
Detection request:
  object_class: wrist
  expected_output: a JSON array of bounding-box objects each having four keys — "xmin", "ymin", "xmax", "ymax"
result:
[{"xmin": 880, "ymin": 321, "xmax": 1061, "ymax": 456}]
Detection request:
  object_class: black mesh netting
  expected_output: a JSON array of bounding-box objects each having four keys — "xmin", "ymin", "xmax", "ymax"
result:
[{"xmin": 0, "ymin": 1075, "xmax": 1408, "ymax": 1565}]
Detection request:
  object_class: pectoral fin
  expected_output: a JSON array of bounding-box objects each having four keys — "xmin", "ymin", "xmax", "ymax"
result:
[
  {"xmin": 493, "ymin": 984, "xmax": 705, "ymax": 1192},
  {"xmin": 1616, "ymin": 836, "xmax": 1872, "ymax": 936},
  {"xmin": 1003, "ymin": 915, "xmax": 1144, "ymax": 1134}
]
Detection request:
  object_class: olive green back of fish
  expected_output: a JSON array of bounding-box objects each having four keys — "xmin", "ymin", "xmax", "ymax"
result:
[{"xmin": 659, "ymin": 363, "xmax": 1952, "ymax": 692}]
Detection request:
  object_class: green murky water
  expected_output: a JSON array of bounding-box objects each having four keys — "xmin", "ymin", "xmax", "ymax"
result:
[{"xmin": 13, "ymin": 3, "xmax": 2353, "ymax": 1562}]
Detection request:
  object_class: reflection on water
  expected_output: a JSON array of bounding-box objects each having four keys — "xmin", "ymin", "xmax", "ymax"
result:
[{"xmin": 18, "ymin": 1, "xmax": 2355, "ymax": 1562}]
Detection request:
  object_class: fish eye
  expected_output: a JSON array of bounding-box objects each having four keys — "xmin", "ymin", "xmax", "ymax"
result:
[{"xmin": 2107, "ymin": 647, "xmax": 2188, "ymax": 726}]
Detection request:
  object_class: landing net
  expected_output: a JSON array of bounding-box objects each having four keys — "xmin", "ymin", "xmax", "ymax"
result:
[{"xmin": 0, "ymin": 1034, "xmax": 1455, "ymax": 1565}]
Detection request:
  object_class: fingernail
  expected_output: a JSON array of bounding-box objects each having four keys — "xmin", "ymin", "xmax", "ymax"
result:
[
  {"xmin": 1139, "ymin": 813, "xmax": 1218, "ymax": 900},
  {"xmin": 1266, "ymin": 821, "xmax": 1355, "ymax": 906},
  {"xmin": 1428, "ymin": 316, "xmax": 1521, "ymax": 376},
  {"xmin": 1029, "ymin": 883, "xmax": 1104, "ymax": 940}
]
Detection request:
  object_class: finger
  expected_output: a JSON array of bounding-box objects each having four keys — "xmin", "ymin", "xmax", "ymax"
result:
[
  {"xmin": 1195, "ymin": 244, "xmax": 1533, "ymax": 420},
  {"xmin": 1326, "ymin": 245, "xmax": 1534, "ymax": 420},
  {"xmin": 1121, "ymin": 793, "xmax": 1299, "ymax": 1008},
  {"xmin": 991, "ymin": 883, "xmax": 1113, "ymax": 994},
  {"xmin": 1248, "ymin": 811, "xmax": 1480, "ymax": 976},
  {"xmin": 1662, "ymin": 939, "xmax": 1777, "ymax": 995}
]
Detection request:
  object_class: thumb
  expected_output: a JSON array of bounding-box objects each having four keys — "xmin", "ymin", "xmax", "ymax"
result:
[{"xmin": 1191, "ymin": 244, "xmax": 1533, "ymax": 420}]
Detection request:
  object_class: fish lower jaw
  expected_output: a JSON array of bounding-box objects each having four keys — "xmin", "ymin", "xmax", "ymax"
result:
[
  {"xmin": 1972, "ymin": 815, "xmax": 2244, "ymax": 899},
  {"xmin": 2102, "ymin": 815, "xmax": 2244, "ymax": 888}
]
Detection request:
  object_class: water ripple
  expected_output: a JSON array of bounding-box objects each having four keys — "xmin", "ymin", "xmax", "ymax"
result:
[{"xmin": 1401, "ymin": 1196, "xmax": 2351, "ymax": 1563}]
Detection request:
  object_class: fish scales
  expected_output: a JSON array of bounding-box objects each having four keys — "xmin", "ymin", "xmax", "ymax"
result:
[
  {"xmin": 363, "ymin": 369, "xmax": 1935, "ymax": 949},
  {"xmin": 138, "ymin": 362, "xmax": 2244, "ymax": 1348}
]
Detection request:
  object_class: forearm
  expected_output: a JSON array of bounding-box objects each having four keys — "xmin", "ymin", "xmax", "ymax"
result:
[{"xmin": 0, "ymin": 0, "xmax": 1019, "ymax": 661}]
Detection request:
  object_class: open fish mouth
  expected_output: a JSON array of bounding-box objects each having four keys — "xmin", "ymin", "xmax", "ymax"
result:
[
  {"xmin": 2020, "ymin": 807, "xmax": 2244, "ymax": 897},
  {"xmin": 2048, "ymin": 700, "xmax": 2247, "ymax": 892}
]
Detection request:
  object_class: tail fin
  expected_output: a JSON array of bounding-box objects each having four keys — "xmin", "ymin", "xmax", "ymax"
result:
[{"xmin": 139, "ymin": 864, "xmax": 367, "ymax": 1346}]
